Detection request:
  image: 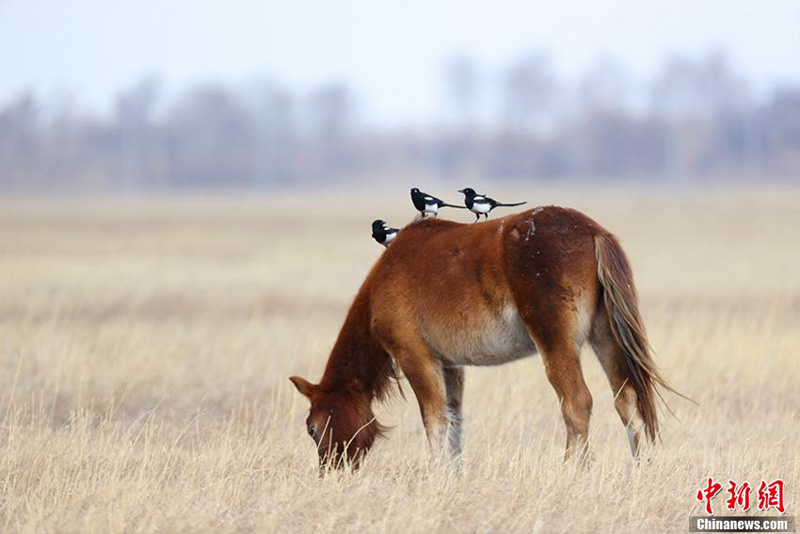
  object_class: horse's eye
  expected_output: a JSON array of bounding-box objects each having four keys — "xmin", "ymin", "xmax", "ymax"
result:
[
  {"xmin": 329, "ymin": 408, "xmax": 334, "ymax": 415},
  {"xmin": 308, "ymin": 424, "xmax": 316, "ymax": 437}
]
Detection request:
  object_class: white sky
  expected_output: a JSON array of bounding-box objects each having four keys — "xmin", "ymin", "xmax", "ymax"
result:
[{"xmin": 1, "ymin": 0, "xmax": 799, "ymax": 125}]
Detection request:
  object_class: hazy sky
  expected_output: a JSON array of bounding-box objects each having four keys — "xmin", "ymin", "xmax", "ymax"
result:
[{"xmin": 2, "ymin": 0, "xmax": 799, "ymax": 125}]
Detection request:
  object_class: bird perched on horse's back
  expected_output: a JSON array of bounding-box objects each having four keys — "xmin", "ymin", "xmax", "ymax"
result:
[
  {"xmin": 371, "ymin": 219, "xmax": 399, "ymax": 247},
  {"xmin": 410, "ymin": 188, "xmax": 465, "ymax": 218},
  {"xmin": 458, "ymin": 187, "xmax": 527, "ymax": 221}
]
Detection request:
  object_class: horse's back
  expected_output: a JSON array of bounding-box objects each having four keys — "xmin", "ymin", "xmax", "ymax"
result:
[{"xmin": 377, "ymin": 206, "xmax": 605, "ymax": 283}]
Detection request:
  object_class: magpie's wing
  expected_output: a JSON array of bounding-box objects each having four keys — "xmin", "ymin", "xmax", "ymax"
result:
[
  {"xmin": 411, "ymin": 190, "xmax": 432, "ymax": 210},
  {"xmin": 473, "ymin": 196, "xmax": 495, "ymax": 208}
]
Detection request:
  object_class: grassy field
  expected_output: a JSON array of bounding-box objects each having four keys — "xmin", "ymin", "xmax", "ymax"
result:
[{"xmin": 0, "ymin": 186, "xmax": 798, "ymax": 533}]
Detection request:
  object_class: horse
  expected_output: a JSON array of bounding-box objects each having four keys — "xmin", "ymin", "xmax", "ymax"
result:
[{"xmin": 289, "ymin": 206, "xmax": 678, "ymax": 469}]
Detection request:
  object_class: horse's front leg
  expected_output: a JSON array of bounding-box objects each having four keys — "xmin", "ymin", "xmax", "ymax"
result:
[
  {"xmin": 401, "ymin": 352, "xmax": 450, "ymax": 457},
  {"xmin": 443, "ymin": 366, "xmax": 465, "ymax": 458},
  {"xmin": 377, "ymin": 321, "xmax": 463, "ymax": 457}
]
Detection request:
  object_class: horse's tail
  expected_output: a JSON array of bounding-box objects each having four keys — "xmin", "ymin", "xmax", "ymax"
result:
[{"xmin": 594, "ymin": 233, "xmax": 678, "ymax": 442}]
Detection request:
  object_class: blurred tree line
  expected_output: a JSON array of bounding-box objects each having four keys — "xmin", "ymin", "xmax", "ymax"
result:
[{"xmin": 1, "ymin": 49, "xmax": 799, "ymax": 191}]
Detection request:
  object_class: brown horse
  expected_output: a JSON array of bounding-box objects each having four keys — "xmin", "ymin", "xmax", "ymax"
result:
[{"xmin": 290, "ymin": 206, "xmax": 677, "ymax": 468}]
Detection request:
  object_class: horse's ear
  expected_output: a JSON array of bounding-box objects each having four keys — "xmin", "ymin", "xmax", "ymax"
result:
[{"xmin": 289, "ymin": 376, "xmax": 317, "ymax": 399}]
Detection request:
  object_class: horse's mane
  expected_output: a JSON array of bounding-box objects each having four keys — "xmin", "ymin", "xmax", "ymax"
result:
[{"xmin": 317, "ymin": 286, "xmax": 402, "ymax": 404}]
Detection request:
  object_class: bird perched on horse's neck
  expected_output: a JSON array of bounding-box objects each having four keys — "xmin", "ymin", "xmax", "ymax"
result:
[
  {"xmin": 371, "ymin": 220, "xmax": 398, "ymax": 247},
  {"xmin": 410, "ymin": 188, "xmax": 465, "ymax": 218},
  {"xmin": 458, "ymin": 188, "xmax": 527, "ymax": 222}
]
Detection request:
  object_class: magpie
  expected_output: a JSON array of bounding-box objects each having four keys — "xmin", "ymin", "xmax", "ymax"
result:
[
  {"xmin": 458, "ymin": 187, "xmax": 527, "ymax": 221},
  {"xmin": 410, "ymin": 187, "xmax": 466, "ymax": 218},
  {"xmin": 371, "ymin": 219, "xmax": 399, "ymax": 247}
]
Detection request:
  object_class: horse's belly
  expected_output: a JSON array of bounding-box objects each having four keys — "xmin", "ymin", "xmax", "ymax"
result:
[{"xmin": 427, "ymin": 305, "xmax": 538, "ymax": 366}]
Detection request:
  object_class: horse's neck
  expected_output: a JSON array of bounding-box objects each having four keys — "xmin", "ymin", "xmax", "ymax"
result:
[{"xmin": 319, "ymin": 292, "xmax": 387, "ymax": 398}]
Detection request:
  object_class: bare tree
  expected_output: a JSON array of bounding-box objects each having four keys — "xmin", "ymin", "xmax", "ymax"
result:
[
  {"xmin": 651, "ymin": 50, "xmax": 753, "ymax": 176},
  {"xmin": 572, "ymin": 56, "xmax": 641, "ymax": 175},
  {"xmin": 439, "ymin": 54, "xmax": 482, "ymax": 177},
  {"xmin": 443, "ymin": 54, "xmax": 480, "ymax": 129},
  {"xmin": 502, "ymin": 51, "xmax": 557, "ymax": 134},
  {"xmin": 308, "ymin": 83, "xmax": 354, "ymax": 181},
  {"xmin": 652, "ymin": 49, "xmax": 750, "ymax": 121},
  {"xmin": 579, "ymin": 56, "xmax": 632, "ymax": 115},
  {"xmin": 165, "ymin": 85, "xmax": 257, "ymax": 186},
  {"xmin": 248, "ymin": 81, "xmax": 298, "ymax": 187},
  {"xmin": 116, "ymin": 76, "xmax": 161, "ymax": 189},
  {"xmin": 0, "ymin": 91, "xmax": 39, "ymax": 183}
]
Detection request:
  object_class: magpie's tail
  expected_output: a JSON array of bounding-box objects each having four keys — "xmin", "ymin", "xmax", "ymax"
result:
[
  {"xmin": 496, "ymin": 201, "xmax": 527, "ymax": 207},
  {"xmin": 440, "ymin": 203, "xmax": 467, "ymax": 209}
]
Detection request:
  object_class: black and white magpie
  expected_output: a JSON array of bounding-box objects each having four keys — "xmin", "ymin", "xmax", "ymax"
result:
[
  {"xmin": 410, "ymin": 187, "xmax": 465, "ymax": 218},
  {"xmin": 458, "ymin": 187, "xmax": 527, "ymax": 221},
  {"xmin": 371, "ymin": 219, "xmax": 399, "ymax": 247}
]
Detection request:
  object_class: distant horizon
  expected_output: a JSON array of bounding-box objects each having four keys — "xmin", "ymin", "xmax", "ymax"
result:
[{"xmin": 2, "ymin": 0, "xmax": 799, "ymax": 126}]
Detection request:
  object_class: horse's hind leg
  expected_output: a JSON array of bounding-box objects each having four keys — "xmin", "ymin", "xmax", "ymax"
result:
[
  {"xmin": 513, "ymin": 288, "xmax": 594, "ymax": 462},
  {"xmin": 539, "ymin": 343, "xmax": 593, "ymax": 463},
  {"xmin": 443, "ymin": 366, "xmax": 465, "ymax": 458},
  {"xmin": 589, "ymin": 306, "xmax": 645, "ymax": 460}
]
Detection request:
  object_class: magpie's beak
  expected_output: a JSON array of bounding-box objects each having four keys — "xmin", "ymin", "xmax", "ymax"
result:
[{"xmin": 457, "ymin": 189, "xmax": 464, "ymax": 193}]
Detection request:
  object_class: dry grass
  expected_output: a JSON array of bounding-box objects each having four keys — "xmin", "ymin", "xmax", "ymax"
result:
[{"xmin": 0, "ymin": 185, "xmax": 798, "ymax": 533}]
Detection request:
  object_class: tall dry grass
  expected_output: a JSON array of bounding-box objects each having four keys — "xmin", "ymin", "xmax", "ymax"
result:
[{"xmin": 0, "ymin": 186, "xmax": 798, "ymax": 532}]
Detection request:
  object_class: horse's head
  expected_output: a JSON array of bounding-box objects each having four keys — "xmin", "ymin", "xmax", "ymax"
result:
[{"xmin": 289, "ymin": 376, "xmax": 380, "ymax": 470}]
